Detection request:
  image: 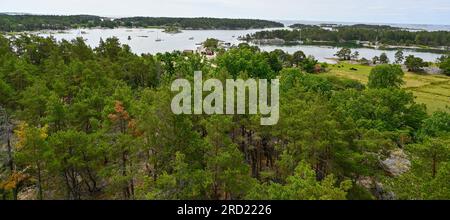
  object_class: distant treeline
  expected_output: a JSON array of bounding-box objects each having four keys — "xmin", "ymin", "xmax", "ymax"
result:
[
  {"xmin": 117, "ymin": 17, "xmax": 284, "ymax": 29},
  {"xmin": 247, "ymin": 24, "xmax": 450, "ymax": 47},
  {"xmin": 0, "ymin": 14, "xmax": 284, "ymax": 32}
]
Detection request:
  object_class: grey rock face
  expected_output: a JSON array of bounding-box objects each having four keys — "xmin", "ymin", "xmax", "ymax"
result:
[{"xmin": 381, "ymin": 149, "xmax": 411, "ymax": 177}]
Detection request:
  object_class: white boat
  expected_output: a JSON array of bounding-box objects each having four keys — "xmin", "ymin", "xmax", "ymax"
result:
[{"xmin": 155, "ymin": 32, "xmax": 162, "ymax": 42}]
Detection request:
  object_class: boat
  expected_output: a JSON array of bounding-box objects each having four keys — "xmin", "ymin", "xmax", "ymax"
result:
[
  {"xmin": 155, "ymin": 32, "xmax": 162, "ymax": 42},
  {"xmin": 128, "ymin": 36, "xmax": 132, "ymax": 40},
  {"xmin": 76, "ymin": 30, "xmax": 86, "ymax": 37},
  {"xmin": 189, "ymin": 37, "xmax": 194, "ymax": 40}
]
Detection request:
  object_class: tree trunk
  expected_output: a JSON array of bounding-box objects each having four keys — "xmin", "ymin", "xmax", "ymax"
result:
[
  {"xmin": 6, "ymin": 126, "xmax": 18, "ymax": 200},
  {"xmin": 7, "ymin": 131, "xmax": 13, "ymax": 172},
  {"xmin": 122, "ymin": 151, "xmax": 129, "ymax": 199},
  {"xmin": 432, "ymin": 155, "xmax": 437, "ymax": 178},
  {"xmin": 37, "ymin": 163, "xmax": 43, "ymax": 200}
]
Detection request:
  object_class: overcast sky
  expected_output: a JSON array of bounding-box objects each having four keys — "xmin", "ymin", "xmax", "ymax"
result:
[{"xmin": 2, "ymin": 0, "xmax": 450, "ymax": 25}]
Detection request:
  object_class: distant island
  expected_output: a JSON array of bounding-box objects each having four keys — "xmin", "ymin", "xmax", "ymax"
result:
[
  {"xmin": 0, "ymin": 14, "xmax": 284, "ymax": 32},
  {"xmin": 245, "ymin": 23, "xmax": 450, "ymax": 52},
  {"xmin": 289, "ymin": 23, "xmax": 402, "ymax": 30},
  {"xmin": 163, "ymin": 25, "xmax": 182, "ymax": 34}
]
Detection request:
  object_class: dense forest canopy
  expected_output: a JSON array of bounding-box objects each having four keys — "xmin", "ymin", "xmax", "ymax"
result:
[
  {"xmin": 247, "ymin": 24, "xmax": 450, "ymax": 47},
  {"xmin": 0, "ymin": 14, "xmax": 284, "ymax": 32},
  {"xmin": 116, "ymin": 17, "xmax": 284, "ymax": 30},
  {"xmin": 0, "ymin": 33, "xmax": 449, "ymax": 200}
]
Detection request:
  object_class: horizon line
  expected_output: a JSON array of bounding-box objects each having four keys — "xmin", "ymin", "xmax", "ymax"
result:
[{"xmin": 2, "ymin": 11, "xmax": 450, "ymax": 27}]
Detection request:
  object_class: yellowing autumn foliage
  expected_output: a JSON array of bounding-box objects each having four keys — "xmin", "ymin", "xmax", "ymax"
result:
[
  {"xmin": 14, "ymin": 122, "xmax": 49, "ymax": 150},
  {"xmin": 0, "ymin": 171, "xmax": 29, "ymax": 191},
  {"xmin": 14, "ymin": 122, "xmax": 28, "ymax": 150},
  {"xmin": 40, "ymin": 124, "xmax": 49, "ymax": 140}
]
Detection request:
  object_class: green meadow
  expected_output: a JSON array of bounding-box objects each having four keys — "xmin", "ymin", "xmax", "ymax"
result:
[{"xmin": 325, "ymin": 63, "xmax": 450, "ymax": 113}]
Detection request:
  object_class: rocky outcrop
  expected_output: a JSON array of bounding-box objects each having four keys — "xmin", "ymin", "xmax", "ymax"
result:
[
  {"xmin": 381, "ymin": 149, "xmax": 411, "ymax": 177},
  {"xmin": 423, "ymin": 66, "xmax": 442, "ymax": 75},
  {"xmin": 18, "ymin": 187, "xmax": 36, "ymax": 200},
  {"xmin": 354, "ymin": 149, "xmax": 411, "ymax": 200},
  {"xmin": 373, "ymin": 182, "xmax": 396, "ymax": 200},
  {"xmin": 356, "ymin": 176, "xmax": 396, "ymax": 200}
]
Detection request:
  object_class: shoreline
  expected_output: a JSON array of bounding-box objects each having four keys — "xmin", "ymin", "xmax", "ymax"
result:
[{"xmin": 250, "ymin": 40, "xmax": 449, "ymax": 55}]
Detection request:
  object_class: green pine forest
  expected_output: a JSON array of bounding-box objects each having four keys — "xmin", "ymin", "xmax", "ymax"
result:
[{"xmin": 0, "ymin": 33, "xmax": 449, "ymax": 200}]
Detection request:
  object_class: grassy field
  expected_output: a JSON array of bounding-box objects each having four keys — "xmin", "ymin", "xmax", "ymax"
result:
[{"xmin": 324, "ymin": 63, "xmax": 450, "ymax": 113}]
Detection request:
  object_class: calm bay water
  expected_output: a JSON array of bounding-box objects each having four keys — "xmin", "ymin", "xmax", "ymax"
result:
[
  {"xmin": 38, "ymin": 28, "xmax": 264, "ymax": 54},
  {"xmin": 38, "ymin": 28, "xmax": 445, "ymax": 63},
  {"xmin": 278, "ymin": 20, "xmax": 450, "ymax": 31}
]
